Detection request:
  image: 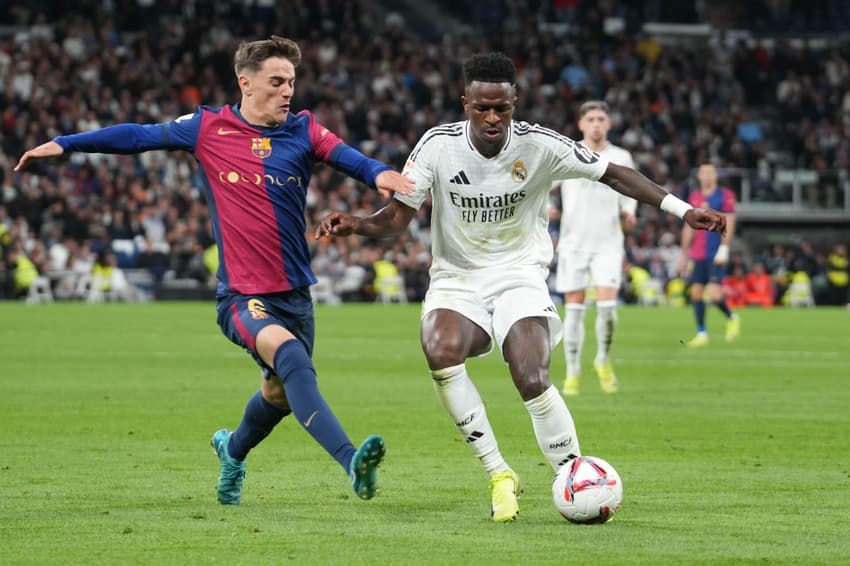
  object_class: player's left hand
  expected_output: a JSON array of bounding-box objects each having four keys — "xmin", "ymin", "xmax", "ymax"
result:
[
  {"xmin": 684, "ymin": 208, "xmax": 726, "ymax": 234},
  {"xmin": 375, "ymin": 170, "xmax": 414, "ymax": 196}
]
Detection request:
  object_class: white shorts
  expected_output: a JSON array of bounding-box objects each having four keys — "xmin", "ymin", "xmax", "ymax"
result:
[
  {"xmin": 555, "ymin": 248, "xmax": 623, "ymax": 293},
  {"xmin": 422, "ymin": 266, "xmax": 562, "ymax": 357}
]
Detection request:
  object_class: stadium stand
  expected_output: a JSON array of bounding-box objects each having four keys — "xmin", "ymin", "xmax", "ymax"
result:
[{"xmin": 1, "ymin": 0, "xmax": 848, "ymax": 306}]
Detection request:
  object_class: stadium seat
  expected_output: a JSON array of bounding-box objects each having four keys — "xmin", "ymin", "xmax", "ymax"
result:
[
  {"xmin": 25, "ymin": 276, "xmax": 54, "ymax": 304},
  {"xmin": 312, "ymin": 275, "xmax": 341, "ymax": 305},
  {"xmin": 786, "ymin": 272, "xmax": 815, "ymax": 307},
  {"xmin": 638, "ymin": 278, "xmax": 665, "ymax": 306},
  {"xmin": 376, "ymin": 274, "xmax": 407, "ymax": 304}
]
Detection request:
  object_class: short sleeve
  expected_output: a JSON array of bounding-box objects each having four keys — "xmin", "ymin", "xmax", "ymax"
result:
[
  {"xmin": 721, "ymin": 188, "xmax": 737, "ymax": 213},
  {"xmin": 544, "ymin": 129, "xmax": 609, "ymax": 183},
  {"xmin": 393, "ymin": 129, "xmax": 439, "ymax": 210}
]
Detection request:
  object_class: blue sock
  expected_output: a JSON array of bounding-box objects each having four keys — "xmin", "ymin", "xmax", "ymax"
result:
[
  {"xmin": 274, "ymin": 340, "xmax": 356, "ymax": 472},
  {"xmin": 693, "ymin": 300, "xmax": 706, "ymax": 333},
  {"xmin": 715, "ymin": 299, "xmax": 732, "ymax": 318},
  {"xmin": 228, "ymin": 391, "xmax": 290, "ymax": 461}
]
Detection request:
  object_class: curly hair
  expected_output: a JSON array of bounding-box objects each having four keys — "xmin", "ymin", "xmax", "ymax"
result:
[
  {"xmin": 234, "ymin": 35, "xmax": 302, "ymax": 75},
  {"xmin": 462, "ymin": 52, "xmax": 516, "ymax": 85}
]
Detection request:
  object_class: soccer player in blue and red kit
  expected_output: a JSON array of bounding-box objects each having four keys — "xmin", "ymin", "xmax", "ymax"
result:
[
  {"xmin": 15, "ymin": 36, "xmax": 414, "ymax": 504},
  {"xmin": 678, "ymin": 163, "xmax": 740, "ymax": 347}
]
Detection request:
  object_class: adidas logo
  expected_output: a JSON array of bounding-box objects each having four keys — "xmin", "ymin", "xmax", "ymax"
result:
[
  {"xmin": 466, "ymin": 430, "xmax": 484, "ymax": 443},
  {"xmin": 449, "ymin": 170, "xmax": 471, "ymax": 184}
]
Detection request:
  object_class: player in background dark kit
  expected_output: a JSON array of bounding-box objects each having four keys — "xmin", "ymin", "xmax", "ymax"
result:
[
  {"xmin": 15, "ymin": 36, "xmax": 414, "ymax": 505},
  {"xmin": 678, "ymin": 163, "xmax": 739, "ymax": 347}
]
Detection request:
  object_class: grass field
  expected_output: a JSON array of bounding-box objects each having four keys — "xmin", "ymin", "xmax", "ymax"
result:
[{"xmin": 1, "ymin": 302, "xmax": 849, "ymax": 565}]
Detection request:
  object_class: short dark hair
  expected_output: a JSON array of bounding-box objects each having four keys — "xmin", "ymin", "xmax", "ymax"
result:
[
  {"xmin": 579, "ymin": 100, "xmax": 610, "ymax": 117},
  {"xmin": 234, "ymin": 35, "xmax": 302, "ymax": 75},
  {"xmin": 463, "ymin": 52, "xmax": 516, "ymax": 86}
]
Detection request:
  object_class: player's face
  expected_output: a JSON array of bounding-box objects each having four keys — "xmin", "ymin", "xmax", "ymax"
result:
[
  {"xmin": 697, "ymin": 164, "xmax": 718, "ymax": 191},
  {"xmin": 462, "ymin": 81, "xmax": 516, "ymax": 156},
  {"xmin": 578, "ymin": 109, "xmax": 610, "ymax": 144},
  {"xmin": 239, "ymin": 57, "xmax": 296, "ymax": 127}
]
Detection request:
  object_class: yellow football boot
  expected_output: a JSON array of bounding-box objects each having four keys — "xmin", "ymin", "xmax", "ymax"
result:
[
  {"xmin": 489, "ymin": 470, "xmax": 522, "ymax": 523},
  {"xmin": 725, "ymin": 315, "xmax": 740, "ymax": 342},
  {"xmin": 594, "ymin": 361, "xmax": 620, "ymax": 394},
  {"xmin": 562, "ymin": 375, "xmax": 580, "ymax": 396}
]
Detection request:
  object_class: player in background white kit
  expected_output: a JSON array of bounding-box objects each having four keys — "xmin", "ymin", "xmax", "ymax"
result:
[
  {"xmin": 555, "ymin": 101, "xmax": 636, "ymax": 396},
  {"xmin": 316, "ymin": 53, "xmax": 725, "ymax": 523}
]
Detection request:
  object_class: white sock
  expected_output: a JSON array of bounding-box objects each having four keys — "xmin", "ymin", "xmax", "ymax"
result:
[
  {"xmin": 595, "ymin": 300, "xmax": 618, "ymax": 364},
  {"xmin": 431, "ymin": 364, "xmax": 509, "ymax": 476},
  {"xmin": 523, "ymin": 385, "xmax": 581, "ymax": 471},
  {"xmin": 563, "ymin": 303, "xmax": 586, "ymax": 377}
]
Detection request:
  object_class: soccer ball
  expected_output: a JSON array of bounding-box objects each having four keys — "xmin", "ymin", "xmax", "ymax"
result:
[{"xmin": 552, "ymin": 456, "xmax": 623, "ymax": 524}]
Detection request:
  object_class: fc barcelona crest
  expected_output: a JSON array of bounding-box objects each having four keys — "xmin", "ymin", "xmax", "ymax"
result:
[
  {"xmin": 511, "ymin": 160, "xmax": 528, "ymax": 182},
  {"xmin": 251, "ymin": 137, "xmax": 272, "ymax": 159}
]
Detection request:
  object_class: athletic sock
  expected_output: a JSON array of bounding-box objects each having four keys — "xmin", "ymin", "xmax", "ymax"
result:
[
  {"xmin": 594, "ymin": 300, "xmax": 618, "ymax": 364},
  {"xmin": 431, "ymin": 364, "xmax": 509, "ymax": 476},
  {"xmin": 524, "ymin": 385, "xmax": 581, "ymax": 470},
  {"xmin": 716, "ymin": 299, "xmax": 733, "ymax": 318},
  {"xmin": 563, "ymin": 303, "xmax": 586, "ymax": 376},
  {"xmin": 693, "ymin": 300, "xmax": 706, "ymax": 333},
  {"xmin": 274, "ymin": 339, "xmax": 355, "ymax": 471},
  {"xmin": 228, "ymin": 390, "xmax": 291, "ymax": 461}
]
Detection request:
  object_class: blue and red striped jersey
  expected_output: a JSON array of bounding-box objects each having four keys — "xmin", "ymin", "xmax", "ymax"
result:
[
  {"xmin": 54, "ymin": 105, "xmax": 391, "ymax": 295},
  {"xmin": 687, "ymin": 187, "xmax": 736, "ymax": 261}
]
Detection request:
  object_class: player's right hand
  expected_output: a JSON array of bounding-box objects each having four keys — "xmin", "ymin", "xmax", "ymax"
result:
[
  {"xmin": 14, "ymin": 141, "xmax": 64, "ymax": 171},
  {"xmin": 683, "ymin": 207, "xmax": 726, "ymax": 234},
  {"xmin": 315, "ymin": 212, "xmax": 359, "ymax": 239}
]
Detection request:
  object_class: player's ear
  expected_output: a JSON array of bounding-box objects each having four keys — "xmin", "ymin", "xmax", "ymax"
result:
[{"xmin": 237, "ymin": 74, "xmax": 252, "ymax": 96}]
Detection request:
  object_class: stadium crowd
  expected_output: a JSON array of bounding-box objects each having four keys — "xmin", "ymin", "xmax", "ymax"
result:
[{"xmin": 0, "ymin": 0, "xmax": 848, "ymax": 305}]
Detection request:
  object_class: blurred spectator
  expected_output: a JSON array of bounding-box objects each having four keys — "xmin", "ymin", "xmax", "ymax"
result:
[
  {"xmin": 825, "ymin": 244, "xmax": 849, "ymax": 305},
  {"xmin": 6, "ymin": 241, "xmax": 39, "ymax": 297},
  {"xmin": 0, "ymin": 1, "xmax": 848, "ymax": 303},
  {"xmin": 745, "ymin": 261, "xmax": 775, "ymax": 308},
  {"xmin": 722, "ymin": 264, "xmax": 749, "ymax": 308}
]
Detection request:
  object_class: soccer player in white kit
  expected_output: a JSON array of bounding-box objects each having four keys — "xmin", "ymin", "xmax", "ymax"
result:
[
  {"xmin": 555, "ymin": 101, "xmax": 636, "ymax": 396},
  {"xmin": 316, "ymin": 53, "xmax": 725, "ymax": 522}
]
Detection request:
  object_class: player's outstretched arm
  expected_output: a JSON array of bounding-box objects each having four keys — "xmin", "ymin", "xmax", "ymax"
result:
[
  {"xmin": 599, "ymin": 163, "xmax": 726, "ymax": 233},
  {"xmin": 315, "ymin": 199, "xmax": 417, "ymax": 240},
  {"xmin": 14, "ymin": 141, "xmax": 64, "ymax": 171}
]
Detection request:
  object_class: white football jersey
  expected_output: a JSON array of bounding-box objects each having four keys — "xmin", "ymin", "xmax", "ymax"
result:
[
  {"xmin": 397, "ymin": 120, "xmax": 609, "ymax": 274},
  {"xmin": 557, "ymin": 142, "xmax": 636, "ymax": 253}
]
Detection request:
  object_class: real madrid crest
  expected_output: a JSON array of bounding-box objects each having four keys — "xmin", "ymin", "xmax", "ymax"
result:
[{"xmin": 511, "ymin": 160, "xmax": 527, "ymax": 182}]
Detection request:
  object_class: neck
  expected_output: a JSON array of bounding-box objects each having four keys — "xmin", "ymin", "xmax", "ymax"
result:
[
  {"xmin": 239, "ymin": 101, "xmax": 281, "ymax": 128},
  {"xmin": 582, "ymin": 137, "xmax": 607, "ymax": 152},
  {"xmin": 474, "ymin": 141, "xmax": 503, "ymax": 158}
]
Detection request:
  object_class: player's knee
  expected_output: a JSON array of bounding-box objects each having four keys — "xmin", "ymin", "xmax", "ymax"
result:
[
  {"xmin": 256, "ymin": 324, "xmax": 297, "ymax": 367},
  {"xmin": 513, "ymin": 368, "xmax": 550, "ymax": 400},
  {"xmin": 421, "ymin": 333, "xmax": 467, "ymax": 369},
  {"xmin": 272, "ymin": 338, "xmax": 316, "ymax": 385}
]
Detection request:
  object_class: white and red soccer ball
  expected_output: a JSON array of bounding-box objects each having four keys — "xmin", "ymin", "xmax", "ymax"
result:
[{"xmin": 552, "ymin": 456, "xmax": 623, "ymax": 524}]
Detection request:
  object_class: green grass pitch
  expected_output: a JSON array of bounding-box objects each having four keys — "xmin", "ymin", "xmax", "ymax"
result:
[{"xmin": 1, "ymin": 303, "xmax": 849, "ymax": 565}]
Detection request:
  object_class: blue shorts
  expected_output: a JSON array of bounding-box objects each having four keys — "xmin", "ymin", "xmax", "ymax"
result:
[
  {"xmin": 689, "ymin": 260, "xmax": 726, "ymax": 285},
  {"xmin": 216, "ymin": 287, "xmax": 315, "ymax": 377}
]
